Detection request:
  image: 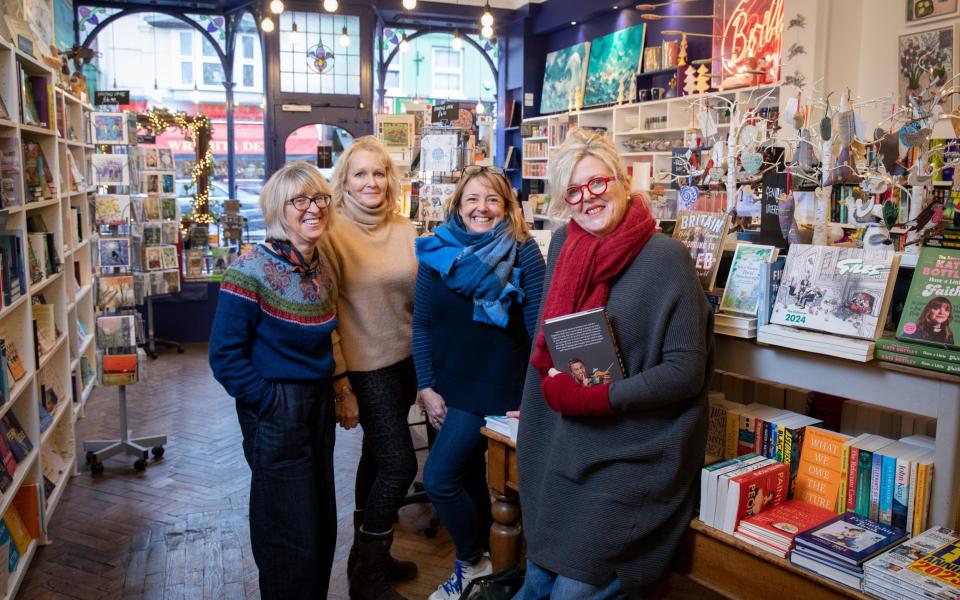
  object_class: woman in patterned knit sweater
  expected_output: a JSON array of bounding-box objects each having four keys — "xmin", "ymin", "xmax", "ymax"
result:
[
  {"xmin": 515, "ymin": 129, "xmax": 714, "ymax": 599},
  {"xmin": 317, "ymin": 136, "xmax": 419, "ymax": 600},
  {"xmin": 208, "ymin": 162, "xmax": 355, "ymax": 600},
  {"xmin": 414, "ymin": 167, "xmax": 546, "ymax": 600}
]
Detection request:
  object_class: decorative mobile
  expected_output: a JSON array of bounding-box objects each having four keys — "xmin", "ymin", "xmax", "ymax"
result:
[{"xmin": 307, "ymin": 42, "xmax": 335, "ymax": 74}]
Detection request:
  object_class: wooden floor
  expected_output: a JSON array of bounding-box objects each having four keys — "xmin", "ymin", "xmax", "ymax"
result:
[{"xmin": 17, "ymin": 343, "xmax": 723, "ymax": 600}]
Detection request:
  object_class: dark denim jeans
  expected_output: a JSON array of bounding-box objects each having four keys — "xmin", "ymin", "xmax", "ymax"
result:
[
  {"xmin": 513, "ymin": 560, "xmax": 624, "ymax": 600},
  {"xmin": 351, "ymin": 357, "xmax": 419, "ymax": 533},
  {"xmin": 236, "ymin": 381, "xmax": 336, "ymax": 600},
  {"xmin": 423, "ymin": 406, "xmax": 492, "ymax": 563}
]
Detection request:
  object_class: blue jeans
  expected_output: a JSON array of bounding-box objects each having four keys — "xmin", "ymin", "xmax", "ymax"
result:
[
  {"xmin": 236, "ymin": 381, "xmax": 337, "ymax": 600},
  {"xmin": 423, "ymin": 406, "xmax": 492, "ymax": 563},
  {"xmin": 513, "ymin": 560, "xmax": 624, "ymax": 600}
]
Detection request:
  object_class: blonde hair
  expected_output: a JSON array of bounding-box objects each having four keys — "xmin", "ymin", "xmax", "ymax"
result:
[
  {"xmin": 443, "ymin": 169, "xmax": 530, "ymax": 242},
  {"xmin": 330, "ymin": 136, "xmax": 401, "ymax": 213},
  {"xmin": 547, "ymin": 127, "xmax": 630, "ymax": 217},
  {"xmin": 260, "ymin": 161, "xmax": 334, "ymax": 241}
]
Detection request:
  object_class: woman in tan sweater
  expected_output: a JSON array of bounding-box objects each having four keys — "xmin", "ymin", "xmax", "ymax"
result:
[{"xmin": 318, "ymin": 136, "xmax": 418, "ymax": 600}]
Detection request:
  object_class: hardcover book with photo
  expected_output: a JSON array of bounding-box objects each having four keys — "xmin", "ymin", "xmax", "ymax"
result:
[
  {"xmin": 541, "ymin": 307, "xmax": 624, "ymax": 387},
  {"xmin": 673, "ymin": 210, "xmax": 729, "ymax": 291},
  {"xmin": 897, "ymin": 248, "xmax": 960, "ymax": 350}
]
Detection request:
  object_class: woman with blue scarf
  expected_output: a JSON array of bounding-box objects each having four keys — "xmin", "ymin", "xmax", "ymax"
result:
[{"xmin": 414, "ymin": 166, "xmax": 546, "ymax": 600}]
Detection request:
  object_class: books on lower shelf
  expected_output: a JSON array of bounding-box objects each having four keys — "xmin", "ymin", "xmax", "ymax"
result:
[
  {"xmin": 863, "ymin": 526, "xmax": 960, "ymax": 600},
  {"xmin": 790, "ymin": 512, "xmax": 908, "ymax": 590},
  {"xmin": 793, "ymin": 427, "xmax": 851, "ymax": 513},
  {"xmin": 734, "ymin": 499, "xmax": 838, "ymax": 558},
  {"xmin": 875, "ymin": 335, "xmax": 960, "ymax": 376}
]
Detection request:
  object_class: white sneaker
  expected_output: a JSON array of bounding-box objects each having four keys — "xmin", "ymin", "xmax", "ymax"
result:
[{"xmin": 427, "ymin": 556, "xmax": 493, "ymax": 600}]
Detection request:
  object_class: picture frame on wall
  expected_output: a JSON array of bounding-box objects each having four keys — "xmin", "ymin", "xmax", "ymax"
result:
[
  {"xmin": 906, "ymin": 0, "xmax": 959, "ymax": 25},
  {"xmin": 540, "ymin": 41, "xmax": 591, "ymax": 114},
  {"xmin": 898, "ymin": 24, "xmax": 957, "ymax": 106},
  {"xmin": 583, "ymin": 24, "xmax": 646, "ymax": 108}
]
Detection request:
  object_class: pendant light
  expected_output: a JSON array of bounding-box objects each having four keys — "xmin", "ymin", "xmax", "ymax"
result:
[
  {"xmin": 475, "ymin": 101, "xmax": 485, "ymax": 114},
  {"xmin": 451, "ymin": 29, "xmax": 462, "ymax": 50},
  {"xmin": 290, "ymin": 20, "xmax": 302, "ymax": 49},
  {"xmin": 340, "ymin": 26, "xmax": 350, "ymax": 48},
  {"xmin": 481, "ymin": 24, "xmax": 493, "ymax": 39},
  {"xmin": 269, "ymin": 0, "xmax": 284, "ymax": 14},
  {"xmin": 192, "ymin": 83, "xmax": 200, "ymax": 104},
  {"xmin": 481, "ymin": 1, "xmax": 494, "ymax": 27},
  {"xmin": 261, "ymin": 15, "xmax": 275, "ymax": 32},
  {"xmin": 323, "ymin": 0, "xmax": 339, "ymax": 12},
  {"xmin": 402, "ymin": 0, "xmax": 417, "ymax": 9}
]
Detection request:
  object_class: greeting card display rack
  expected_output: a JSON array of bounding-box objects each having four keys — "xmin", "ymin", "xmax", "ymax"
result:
[
  {"xmin": 415, "ymin": 124, "xmax": 476, "ymax": 230},
  {"xmin": 87, "ymin": 128, "xmax": 167, "ymax": 474}
]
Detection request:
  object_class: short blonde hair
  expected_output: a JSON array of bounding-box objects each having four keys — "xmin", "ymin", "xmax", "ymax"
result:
[
  {"xmin": 330, "ymin": 136, "xmax": 401, "ymax": 212},
  {"xmin": 260, "ymin": 161, "xmax": 333, "ymax": 241},
  {"xmin": 547, "ymin": 128, "xmax": 630, "ymax": 217},
  {"xmin": 443, "ymin": 168, "xmax": 530, "ymax": 242}
]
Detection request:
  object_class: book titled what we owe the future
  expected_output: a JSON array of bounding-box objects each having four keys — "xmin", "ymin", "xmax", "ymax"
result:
[{"xmin": 542, "ymin": 308, "xmax": 625, "ymax": 387}]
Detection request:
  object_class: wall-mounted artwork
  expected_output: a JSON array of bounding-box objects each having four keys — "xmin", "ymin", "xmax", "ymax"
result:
[
  {"xmin": 899, "ymin": 25, "xmax": 956, "ymax": 105},
  {"xmin": 540, "ymin": 42, "xmax": 591, "ymax": 114},
  {"xmin": 907, "ymin": 0, "xmax": 958, "ymax": 24},
  {"xmin": 583, "ymin": 25, "xmax": 645, "ymax": 107}
]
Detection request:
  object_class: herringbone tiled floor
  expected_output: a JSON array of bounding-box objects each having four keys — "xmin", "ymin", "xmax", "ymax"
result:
[
  {"xmin": 18, "ymin": 343, "xmax": 453, "ymax": 600},
  {"xmin": 17, "ymin": 343, "xmax": 721, "ymax": 600}
]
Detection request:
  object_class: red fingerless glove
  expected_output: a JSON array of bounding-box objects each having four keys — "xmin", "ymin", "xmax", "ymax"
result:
[{"xmin": 541, "ymin": 372, "xmax": 614, "ymax": 416}]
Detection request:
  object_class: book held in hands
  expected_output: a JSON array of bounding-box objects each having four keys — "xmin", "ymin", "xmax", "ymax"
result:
[{"xmin": 541, "ymin": 308, "xmax": 624, "ymax": 387}]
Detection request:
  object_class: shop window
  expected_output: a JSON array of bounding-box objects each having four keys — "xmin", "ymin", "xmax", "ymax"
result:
[
  {"xmin": 278, "ymin": 11, "xmax": 360, "ymax": 95},
  {"xmin": 235, "ymin": 33, "xmax": 261, "ymax": 92},
  {"xmin": 432, "ymin": 47, "xmax": 462, "ymax": 98},
  {"xmin": 385, "ymin": 57, "xmax": 402, "ymax": 96},
  {"xmin": 284, "ymin": 123, "xmax": 355, "ymax": 178}
]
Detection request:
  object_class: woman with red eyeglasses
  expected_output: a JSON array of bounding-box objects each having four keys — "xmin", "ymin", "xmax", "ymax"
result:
[{"xmin": 515, "ymin": 128, "xmax": 715, "ymax": 599}]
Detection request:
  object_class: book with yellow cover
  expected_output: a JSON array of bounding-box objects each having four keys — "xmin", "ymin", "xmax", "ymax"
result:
[
  {"xmin": 793, "ymin": 427, "xmax": 851, "ymax": 512},
  {"xmin": 2, "ymin": 504, "xmax": 30, "ymax": 555}
]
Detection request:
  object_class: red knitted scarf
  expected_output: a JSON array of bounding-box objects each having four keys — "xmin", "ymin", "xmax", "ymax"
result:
[{"xmin": 530, "ymin": 200, "xmax": 656, "ymax": 375}]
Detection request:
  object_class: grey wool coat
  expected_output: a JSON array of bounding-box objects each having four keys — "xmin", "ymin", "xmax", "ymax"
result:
[{"xmin": 517, "ymin": 228, "xmax": 714, "ymax": 598}]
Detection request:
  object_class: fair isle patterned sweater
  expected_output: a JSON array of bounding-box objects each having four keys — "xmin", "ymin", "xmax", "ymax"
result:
[{"xmin": 208, "ymin": 243, "xmax": 345, "ymax": 413}]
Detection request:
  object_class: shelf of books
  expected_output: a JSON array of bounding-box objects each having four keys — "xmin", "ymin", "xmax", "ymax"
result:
[{"xmin": 0, "ymin": 34, "xmax": 95, "ymax": 597}]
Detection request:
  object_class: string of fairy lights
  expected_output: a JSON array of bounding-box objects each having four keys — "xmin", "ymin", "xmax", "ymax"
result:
[{"xmin": 141, "ymin": 108, "xmax": 215, "ymax": 225}]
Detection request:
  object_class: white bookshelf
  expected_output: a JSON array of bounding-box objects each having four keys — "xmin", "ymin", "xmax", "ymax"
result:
[
  {"xmin": 0, "ymin": 37, "xmax": 95, "ymax": 598},
  {"xmin": 520, "ymin": 83, "xmax": 782, "ymax": 187}
]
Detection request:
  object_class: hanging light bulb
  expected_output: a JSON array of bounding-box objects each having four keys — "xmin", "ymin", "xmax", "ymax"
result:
[
  {"xmin": 402, "ymin": 0, "xmax": 417, "ymax": 8},
  {"xmin": 399, "ymin": 33, "xmax": 410, "ymax": 53},
  {"xmin": 261, "ymin": 15, "xmax": 275, "ymax": 32},
  {"xmin": 481, "ymin": 24, "xmax": 494, "ymax": 39},
  {"xmin": 260, "ymin": 97, "xmax": 266, "ymax": 109},
  {"xmin": 451, "ymin": 29, "xmax": 462, "ymax": 51},
  {"xmin": 475, "ymin": 101, "xmax": 485, "ymax": 114},
  {"xmin": 291, "ymin": 20, "xmax": 303, "ymax": 49},
  {"xmin": 481, "ymin": 1, "xmax": 494, "ymax": 27},
  {"xmin": 340, "ymin": 26, "xmax": 350, "ymax": 48},
  {"xmin": 323, "ymin": 0, "xmax": 338, "ymax": 11},
  {"xmin": 269, "ymin": 0, "xmax": 284, "ymax": 14},
  {"xmin": 192, "ymin": 83, "xmax": 200, "ymax": 104},
  {"xmin": 152, "ymin": 80, "xmax": 163, "ymax": 104}
]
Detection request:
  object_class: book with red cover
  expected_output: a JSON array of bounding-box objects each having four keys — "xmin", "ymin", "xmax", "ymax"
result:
[
  {"xmin": 101, "ymin": 354, "xmax": 137, "ymax": 385},
  {"xmin": 736, "ymin": 499, "xmax": 838, "ymax": 556},
  {"xmin": 721, "ymin": 461, "xmax": 790, "ymax": 534}
]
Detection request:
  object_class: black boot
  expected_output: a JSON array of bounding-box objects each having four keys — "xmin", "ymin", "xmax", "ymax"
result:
[
  {"xmin": 349, "ymin": 529, "xmax": 408, "ymax": 600},
  {"xmin": 348, "ymin": 511, "xmax": 418, "ymax": 582}
]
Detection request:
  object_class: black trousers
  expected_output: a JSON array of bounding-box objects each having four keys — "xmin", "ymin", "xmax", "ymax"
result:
[
  {"xmin": 236, "ymin": 381, "xmax": 336, "ymax": 600},
  {"xmin": 351, "ymin": 356, "xmax": 419, "ymax": 533}
]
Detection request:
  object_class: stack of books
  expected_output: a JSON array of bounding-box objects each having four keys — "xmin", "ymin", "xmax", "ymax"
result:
[
  {"xmin": 714, "ymin": 313, "xmax": 757, "ymax": 338},
  {"xmin": 790, "ymin": 512, "xmax": 908, "ymax": 590},
  {"xmin": 714, "ymin": 243, "xmax": 780, "ymax": 338},
  {"xmin": 734, "ymin": 499, "xmax": 837, "ymax": 557},
  {"xmin": 876, "ymin": 248, "xmax": 960, "ymax": 375},
  {"xmin": 483, "ymin": 415, "xmax": 519, "ymax": 442},
  {"xmin": 863, "ymin": 526, "xmax": 960, "ymax": 599}
]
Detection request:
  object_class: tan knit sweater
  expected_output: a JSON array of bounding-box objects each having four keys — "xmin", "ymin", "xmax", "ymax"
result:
[{"xmin": 318, "ymin": 212, "xmax": 418, "ymax": 372}]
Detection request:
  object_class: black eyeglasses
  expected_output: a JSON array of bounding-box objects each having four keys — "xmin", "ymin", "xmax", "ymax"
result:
[
  {"xmin": 564, "ymin": 176, "xmax": 617, "ymax": 205},
  {"xmin": 287, "ymin": 193, "xmax": 332, "ymax": 211},
  {"xmin": 462, "ymin": 165, "xmax": 506, "ymax": 177}
]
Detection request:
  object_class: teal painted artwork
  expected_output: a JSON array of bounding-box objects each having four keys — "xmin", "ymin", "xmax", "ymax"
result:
[
  {"xmin": 54, "ymin": 0, "xmax": 73, "ymax": 51},
  {"xmin": 583, "ymin": 24, "xmax": 646, "ymax": 107},
  {"xmin": 540, "ymin": 42, "xmax": 591, "ymax": 114}
]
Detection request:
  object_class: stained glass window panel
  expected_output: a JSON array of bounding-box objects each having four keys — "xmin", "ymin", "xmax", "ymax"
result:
[{"xmin": 279, "ymin": 11, "xmax": 361, "ymax": 95}]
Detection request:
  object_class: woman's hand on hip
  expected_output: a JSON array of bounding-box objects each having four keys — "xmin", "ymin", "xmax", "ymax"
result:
[{"xmin": 420, "ymin": 387, "xmax": 447, "ymax": 430}]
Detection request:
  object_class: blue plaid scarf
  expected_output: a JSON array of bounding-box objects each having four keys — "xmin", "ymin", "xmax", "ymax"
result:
[{"xmin": 415, "ymin": 217, "xmax": 523, "ymax": 328}]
